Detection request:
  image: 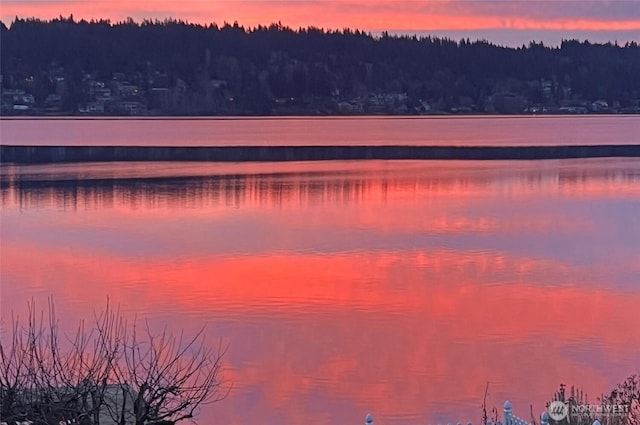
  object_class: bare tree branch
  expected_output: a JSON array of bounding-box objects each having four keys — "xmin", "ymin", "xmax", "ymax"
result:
[{"xmin": 1, "ymin": 298, "xmax": 227, "ymax": 425}]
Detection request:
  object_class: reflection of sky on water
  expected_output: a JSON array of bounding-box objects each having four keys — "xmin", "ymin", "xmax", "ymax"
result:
[
  {"xmin": 1, "ymin": 158, "xmax": 640, "ymax": 425},
  {"xmin": 3, "ymin": 159, "xmax": 639, "ymax": 286},
  {"xmin": 2, "ymin": 116, "xmax": 640, "ymax": 147}
]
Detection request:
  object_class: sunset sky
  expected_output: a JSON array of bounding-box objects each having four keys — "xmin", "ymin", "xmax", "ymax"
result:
[{"xmin": 1, "ymin": 0, "xmax": 639, "ymax": 47}]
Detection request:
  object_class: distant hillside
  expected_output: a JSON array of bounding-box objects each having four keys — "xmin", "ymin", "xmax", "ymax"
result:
[{"xmin": 1, "ymin": 17, "xmax": 639, "ymax": 115}]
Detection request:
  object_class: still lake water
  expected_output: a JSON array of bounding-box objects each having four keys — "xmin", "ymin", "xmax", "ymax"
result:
[
  {"xmin": 1, "ymin": 117, "xmax": 640, "ymax": 425},
  {"xmin": 2, "ymin": 115, "xmax": 640, "ymax": 146}
]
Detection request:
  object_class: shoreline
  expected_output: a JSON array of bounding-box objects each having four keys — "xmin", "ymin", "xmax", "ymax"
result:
[
  {"xmin": 1, "ymin": 114, "xmax": 639, "ymax": 121},
  {"xmin": 2, "ymin": 144, "xmax": 639, "ymax": 164}
]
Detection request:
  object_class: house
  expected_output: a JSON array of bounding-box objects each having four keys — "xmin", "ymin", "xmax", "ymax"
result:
[
  {"xmin": 87, "ymin": 102, "xmax": 105, "ymax": 114},
  {"xmin": 117, "ymin": 101, "xmax": 146, "ymax": 115},
  {"xmin": 87, "ymin": 80, "xmax": 106, "ymax": 96},
  {"xmin": 591, "ymin": 100, "xmax": 609, "ymax": 112},
  {"xmin": 209, "ymin": 79, "xmax": 227, "ymax": 90}
]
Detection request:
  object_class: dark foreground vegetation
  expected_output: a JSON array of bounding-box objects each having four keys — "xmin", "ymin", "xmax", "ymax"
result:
[
  {"xmin": 1, "ymin": 17, "xmax": 640, "ymax": 116},
  {"xmin": 0, "ymin": 299, "xmax": 227, "ymax": 425},
  {"xmin": 543, "ymin": 381, "xmax": 640, "ymax": 425},
  {"xmin": 481, "ymin": 380, "xmax": 640, "ymax": 425}
]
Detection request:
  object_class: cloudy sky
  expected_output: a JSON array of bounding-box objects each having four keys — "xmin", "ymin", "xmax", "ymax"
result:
[{"xmin": 1, "ymin": 0, "xmax": 639, "ymax": 46}]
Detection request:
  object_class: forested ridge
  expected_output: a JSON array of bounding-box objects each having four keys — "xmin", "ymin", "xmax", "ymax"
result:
[{"xmin": 1, "ymin": 16, "xmax": 639, "ymax": 115}]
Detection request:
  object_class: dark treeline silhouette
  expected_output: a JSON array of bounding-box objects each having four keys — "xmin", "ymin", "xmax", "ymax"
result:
[{"xmin": 1, "ymin": 16, "xmax": 639, "ymax": 115}]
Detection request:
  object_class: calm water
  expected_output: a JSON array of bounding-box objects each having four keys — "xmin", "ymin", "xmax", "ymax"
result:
[
  {"xmin": 1, "ymin": 118, "xmax": 640, "ymax": 425},
  {"xmin": 2, "ymin": 115, "xmax": 639, "ymax": 146}
]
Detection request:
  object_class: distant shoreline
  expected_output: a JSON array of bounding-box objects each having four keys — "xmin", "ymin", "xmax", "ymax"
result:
[
  {"xmin": 1, "ymin": 114, "xmax": 639, "ymax": 121},
  {"xmin": 4, "ymin": 20, "xmax": 639, "ymax": 118},
  {"xmin": 3, "ymin": 144, "xmax": 639, "ymax": 164}
]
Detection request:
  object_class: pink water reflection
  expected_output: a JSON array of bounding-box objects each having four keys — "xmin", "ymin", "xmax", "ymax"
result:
[
  {"xmin": 1, "ymin": 159, "xmax": 640, "ymax": 425},
  {"xmin": 2, "ymin": 116, "xmax": 640, "ymax": 146}
]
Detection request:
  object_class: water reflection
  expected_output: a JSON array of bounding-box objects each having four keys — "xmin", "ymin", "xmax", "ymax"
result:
[
  {"xmin": 3, "ymin": 160, "xmax": 640, "ymax": 211},
  {"xmin": 3, "ymin": 116, "xmax": 640, "ymax": 147},
  {"xmin": 1, "ymin": 159, "xmax": 640, "ymax": 425}
]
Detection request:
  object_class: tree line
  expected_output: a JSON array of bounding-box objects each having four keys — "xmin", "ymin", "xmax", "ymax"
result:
[{"xmin": 1, "ymin": 16, "xmax": 639, "ymax": 115}]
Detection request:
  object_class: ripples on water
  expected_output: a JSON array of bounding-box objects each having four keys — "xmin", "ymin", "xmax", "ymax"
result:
[{"xmin": 2, "ymin": 158, "xmax": 640, "ymax": 425}]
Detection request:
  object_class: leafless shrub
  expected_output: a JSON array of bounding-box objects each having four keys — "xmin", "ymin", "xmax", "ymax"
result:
[
  {"xmin": 0, "ymin": 298, "xmax": 227, "ymax": 425},
  {"xmin": 546, "ymin": 380, "xmax": 638, "ymax": 425},
  {"xmin": 605, "ymin": 374, "xmax": 640, "ymax": 425}
]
